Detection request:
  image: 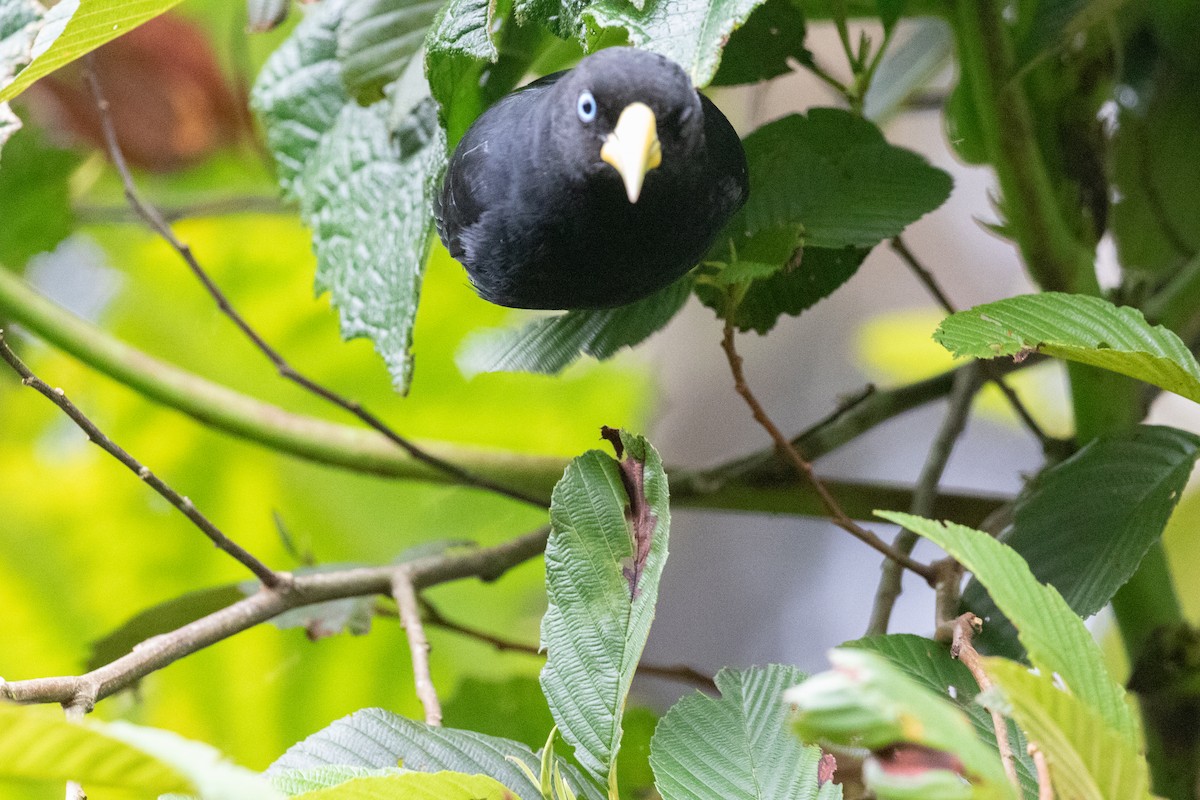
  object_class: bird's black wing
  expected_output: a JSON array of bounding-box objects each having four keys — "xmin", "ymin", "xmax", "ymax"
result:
[{"xmin": 699, "ymin": 92, "xmax": 750, "ymax": 211}]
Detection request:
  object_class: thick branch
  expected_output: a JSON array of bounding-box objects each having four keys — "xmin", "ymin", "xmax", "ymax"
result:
[
  {"xmin": 81, "ymin": 57, "xmax": 545, "ymax": 510},
  {"xmin": 0, "ymin": 528, "xmax": 549, "ymax": 709},
  {"xmin": 0, "ymin": 330, "xmax": 283, "ymax": 588},
  {"xmin": 720, "ymin": 322, "xmax": 935, "ymax": 582}
]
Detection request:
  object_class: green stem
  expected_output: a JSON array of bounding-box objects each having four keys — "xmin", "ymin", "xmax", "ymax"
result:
[{"xmin": 0, "ymin": 267, "xmax": 1006, "ymax": 523}]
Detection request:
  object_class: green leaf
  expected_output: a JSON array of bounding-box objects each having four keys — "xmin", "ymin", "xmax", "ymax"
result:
[
  {"xmin": 337, "ymin": 0, "xmax": 442, "ymax": 104},
  {"xmin": 982, "ymin": 659, "xmax": 1153, "ymax": 800},
  {"xmin": 0, "ymin": 704, "xmax": 192, "ymax": 793},
  {"xmin": 268, "ymin": 708, "xmax": 602, "ymax": 800},
  {"xmin": 740, "ymin": 109, "xmax": 953, "ymax": 248},
  {"xmin": 457, "ymin": 277, "xmax": 692, "ymax": 375},
  {"xmin": 0, "ymin": 0, "xmax": 186, "ymax": 103},
  {"xmin": 875, "ymin": 512, "xmax": 1139, "ymax": 745},
  {"xmin": 962, "ymin": 425, "xmax": 1200, "ymax": 659},
  {"xmin": 863, "ymin": 17, "xmax": 952, "ymax": 122},
  {"xmin": 251, "ymin": 0, "xmax": 351, "ymax": 197},
  {"xmin": 787, "ymin": 648, "xmax": 1013, "ymax": 798},
  {"xmin": 844, "ymin": 635, "xmax": 1038, "ymax": 799},
  {"xmin": 290, "ymin": 770, "xmax": 519, "ymax": 799},
  {"xmin": 709, "ymin": 0, "xmax": 811, "ymax": 86},
  {"xmin": 295, "ymin": 96, "xmax": 444, "ymax": 392},
  {"xmin": 272, "ymin": 766, "xmax": 404, "ymax": 794},
  {"xmin": 650, "ymin": 665, "xmax": 840, "ymax": 800},
  {"xmin": 582, "ymin": 0, "xmax": 771, "ymax": 87},
  {"xmin": 0, "ymin": 118, "xmax": 78, "ymax": 266},
  {"xmin": 933, "ymin": 292, "xmax": 1200, "ymax": 404},
  {"xmin": 541, "ymin": 430, "xmax": 670, "ymax": 788}
]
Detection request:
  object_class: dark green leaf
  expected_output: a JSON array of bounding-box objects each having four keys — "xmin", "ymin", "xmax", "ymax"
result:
[
  {"xmin": 945, "ymin": 76, "xmax": 988, "ymax": 165},
  {"xmin": 295, "ymin": 96, "xmax": 444, "ymax": 392},
  {"xmin": 874, "ymin": 0, "xmax": 905, "ymax": 32},
  {"xmin": 741, "ymin": 109, "xmax": 952, "ymax": 248},
  {"xmin": 338, "ymin": 0, "xmax": 442, "ymax": 103},
  {"xmin": 650, "ymin": 665, "xmax": 839, "ymax": 800},
  {"xmin": 541, "ymin": 431, "xmax": 670, "ymax": 787},
  {"xmin": 1012, "ymin": 0, "xmax": 1127, "ymax": 67},
  {"xmin": 934, "ymin": 292, "xmax": 1200, "ymax": 404},
  {"xmin": 963, "ymin": 425, "xmax": 1200, "ymax": 659},
  {"xmin": 457, "ymin": 276, "xmax": 692, "ymax": 375},
  {"xmin": 0, "ymin": 118, "xmax": 78, "ymax": 266},
  {"xmin": 709, "ymin": 0, "xmax": 812, "ymax": 86},
  {"xmin": 87, "ymin": 584, "xmax": 245, "ymax": 672},
  {"xmin": 441, "ymin": 677, "xmax": 556, "ymax": 750},
  {"xmin": 583, "ymin": 0, "xmax": 771, "ymax": 87}
]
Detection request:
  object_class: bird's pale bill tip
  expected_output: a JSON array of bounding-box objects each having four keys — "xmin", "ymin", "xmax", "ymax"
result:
[{"xmin": 600, "ymin": 102, "xmax": 662, "ymax": 203}]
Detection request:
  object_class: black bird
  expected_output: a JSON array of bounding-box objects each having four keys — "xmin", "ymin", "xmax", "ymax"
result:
[{"xmin": 434, "ymin": 47, "xmax": 749, "ymax": 310}]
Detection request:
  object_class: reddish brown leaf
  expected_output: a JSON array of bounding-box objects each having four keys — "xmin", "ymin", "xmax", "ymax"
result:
[{"xmin": 602, "ymin": 426, "xmax": 657, "ymax": 598}]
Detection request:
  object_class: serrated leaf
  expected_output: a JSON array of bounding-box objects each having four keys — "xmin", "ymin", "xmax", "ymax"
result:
[
  {"xmin": 933, "ymin": 293, "xmax": 1200, "ymax": 404},
  {"xmin": 295, "ymin": 96, "xmax": 444, "ymax": 392},
  {"xmin": 457, "ymin": 276, "xmax": 691, "ymax": 375},
  {"xmin": 541, "ymin": 431, "xmax": 670, "ymax": 788},
  {"xmin": 582, "ymin": 0, "xmax": 770, "ymax": 87},
  {"xmin": 0, "ymin": 704, "xmax": 192, "ymax": 793},
  {"xmin": 741, "ymin": 109, "xmax": 952, "ymax": 248},
  {"xmin": 272, "ymin": 766, "xmax": 404, "ymax": 794},
  {"xmin": 982, "ymin": 659, "xmax": 1153, "ymax": 800},
  {"xmin": 0, "ymin": 0, "xmax": 187, "ymax": 103},
  {"xmin": 338, "ymin": 0, "xmax": 441, "ymax": 104},
  {"xmin": 290, "ymin": 770, "xmax": 518, "ymax": 799},
  {"xmin": 268, "ymin": 708, "xmax": 602, "ymax": 800},
  {"xmin": 650, "ymin": 665, "xmax": 840, "ymax": 800},
  {"xmin": 251, "ymin": 0, "xmax": 351, "ymax": 196},
  {"xmin": 709, "ymin": 0, "xmax": 810, "ymax": 86},
  {"xmin": 963, "ymin": 425, "xmax": 1200, "ymax": 659},
  {"xmin": 875, "ymin": 512, "xmax": 1139, "ymax": 745},
  {"xmin": 787, "ymin": 648, "xmax": 1013, "ymax": 798},
  {"xmin": 845, "ymin": 635, "xmax": 1038, "ymax": 799}
]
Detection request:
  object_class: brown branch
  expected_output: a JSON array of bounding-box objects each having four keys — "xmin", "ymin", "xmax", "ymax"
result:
[
  {"xmin": 393, "ymin": 567, "xmax": 442, "ymax": 726},
  {"xmin": 76, "ymin": 195, "xmax": 288, "ymax": 225},
  {"xmin": 0, "ymin": 527, "xmax": 548, "ymax": 711},
  {"xmin": 0, "ymin": 329, "xmax": 283, "ymax": 588},
  {"xmin": 949, "ymin": 613, "xmax": 1020, "ymax": 792},
  {"xmin": 79, "ymin": 56, "xmax": 547, "ymax": 510},
  {"xmin": 890, "ymin": 236, "xmax": 1056, "ymax": 450},
  {"xmin": 719, "ymin": 321, "xmax": 935, "ymax": 582},
  {"xmin": 1028, "ymin": 742, "xmax": 1054, "ymax": 800},
  {"xmin": 867, "ymin": 364, "xmax": 983, "ymax": 635},
  {"xmin": 419, "ymin": 601, "xmax": 718, "ymax": 691}
]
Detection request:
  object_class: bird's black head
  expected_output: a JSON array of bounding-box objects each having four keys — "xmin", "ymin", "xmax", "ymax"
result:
[{"xmin": 548, "ymin": 48, "xmax": 704, "ymax": 204}]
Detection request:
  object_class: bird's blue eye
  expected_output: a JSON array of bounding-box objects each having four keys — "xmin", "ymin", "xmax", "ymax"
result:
[{"xmin": 577, "ymin": 91, "xmax": 597, "ymax": 123}]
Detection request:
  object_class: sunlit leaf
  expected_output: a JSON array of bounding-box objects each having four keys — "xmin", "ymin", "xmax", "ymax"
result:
[
  {"xmin": 934, "ymin": 293, "xmax": 1200, "ymax": 403},
  {"xmin": 650, "ymin": 665, "xmax": 840, "ymax": 800},
  {"xmin": 289, "ymin": 770, "xmax": 518, "ymax": 799},
  {"xmin": 541, "ymin": 430, "xmax": 669, "ymax": 788}
]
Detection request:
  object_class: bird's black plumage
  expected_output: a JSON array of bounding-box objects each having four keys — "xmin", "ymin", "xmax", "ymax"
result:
[{"xmin": 434, "ymin": 48, "xmax": 749, "ymax": 310}]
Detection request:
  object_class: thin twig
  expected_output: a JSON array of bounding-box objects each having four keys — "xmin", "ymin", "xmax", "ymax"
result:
[
  {"xmin": 76, "ymin": 195, "xmax": 287, "ymax": 225},
  {"xmin": 866, "ymin": 363, "xmax": 983, "ymax": 635},
  {"xmin": 393, "ymin": 567, "xmax": 441, "ymax": 726},
  {"xmin": 1029, "ymin": 742, "xmax": 1054, "ymax": 800},
  {"xmin": 0, "ymin": 329, "xmax": 283, "ymax": 588},
  {"xmin": 950, "ymin": 613, "xmax": 1020, "ymax": 792},
  {"xmin": 64, "ymin": 703, "xmax": 87, "ymax": 800},
  {"xmin": 420, "ymin": 601, "xmax": 718, "ymax": 691},
  {"xmin": 0, "ymin": 528, "xmax": 549, "ymax": 710},
  {"xmin": 719, "ymin": 322, "xmax": 935, "ymax": 582},
  {"xmin": 80, "ymin": 56, "xmax": 547, "ymax": 510},
  {"xmin": 890, "ymin": 236, "xmax": 1055, "ymax": 449}
]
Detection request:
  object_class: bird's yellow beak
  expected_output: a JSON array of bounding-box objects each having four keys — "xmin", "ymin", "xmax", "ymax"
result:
[{"xmin": 600, "ymin": 102, "xmax": 662, "ymax": 204}]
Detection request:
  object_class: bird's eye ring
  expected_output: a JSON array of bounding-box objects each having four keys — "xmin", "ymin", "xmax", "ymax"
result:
[{"xmin": 577, "ymin": 91, "xmax": 597, "ymax": 123}]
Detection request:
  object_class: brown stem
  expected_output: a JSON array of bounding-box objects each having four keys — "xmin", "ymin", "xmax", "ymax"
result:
[
  {"xmin": 393, "ymin": 567, "xmax": 441, "ymax": 726},
  {"xmin": 719, "ymin": 321, "xmax": 935, "ymax": 582},
  {"xmin": 0, "ymin": 330, "xmax": 283, "ymax": 588},
  {"xmin": 1029, "ymin": 742, "xmax": 1054, "ymax": 800},
  {"xmin": 950, "ymin": 613, "xmax": 1020, "ymax": 791},
  {"xmin": 0, "ymin": 528, "xmax": 549, "ymax": 710},
  {"xmin": 79, "ymin": 56, "xmax": 546, "ymax": 510}
]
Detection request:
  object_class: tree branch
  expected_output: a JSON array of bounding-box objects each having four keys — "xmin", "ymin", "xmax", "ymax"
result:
[
  {"xmin": 0, "ymin": 528, "xmax": 549, "ymax": 710},
  {"xmin": 719, "ymin": 321, "xmax": 935, "ymax": 582},
  {"xmin": 950, "ymin": 613, "xmax": 1020, "ymax": 792},
  {"xmin": 393, "ymin": 567, "xmax": 441, "ymax": 726},
  {"xmin": 80, "ymin": 56, "xmax": 546, "ymax": 510},
  {"xmin": 0, "ymin": 329, "xmax": 283, "ymax": 588}
]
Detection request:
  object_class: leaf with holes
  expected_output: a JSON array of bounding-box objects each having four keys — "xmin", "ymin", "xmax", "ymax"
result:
[
  {"xmin": 962, "ymin": 425, "xmax": 1200, "ymax": 659},
  {"xmin": 934, "ymin": 293, "xmax": 1200, "ymax": 403},
  {"xmin": 541, "ymin": 430, "xmax": 670, "ymax": 791},
  {"xmin": 876, "ymin": 512, "xmax": 1139, "ymax": 746},
  {"xmin": 650, "ymin": 665, "xmax": 840, "ymax": 800}
]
